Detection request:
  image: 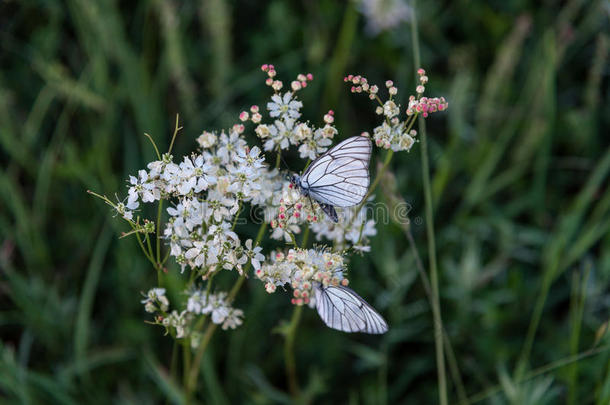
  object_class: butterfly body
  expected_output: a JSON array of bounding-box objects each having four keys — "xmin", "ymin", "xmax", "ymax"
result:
[{"xmin": 292, "ymin": 136, "xmax": 372, "ymax": 223}]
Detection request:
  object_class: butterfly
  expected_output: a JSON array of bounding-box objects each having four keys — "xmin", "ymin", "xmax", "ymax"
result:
[
  {"xmin": 291, "ymin": 136, "xmax": 372, "ymax": 223},
  {"xmin": 314, "ymin": 283, "xmax": 388, "ymax": 334}
]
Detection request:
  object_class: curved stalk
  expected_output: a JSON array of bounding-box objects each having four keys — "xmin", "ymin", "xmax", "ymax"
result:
[{"xmin": 410, "ymin": 3, "xmax": 448, "ymax": 404}]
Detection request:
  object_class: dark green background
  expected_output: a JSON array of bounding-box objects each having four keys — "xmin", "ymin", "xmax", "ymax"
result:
[{"xmin": 1, "ymin": 0, "xmax": 609, "ymax": 404}]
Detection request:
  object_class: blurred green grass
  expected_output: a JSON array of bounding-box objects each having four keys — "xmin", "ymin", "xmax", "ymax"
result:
[{"xmin": 1, "ymin": 0, "xmax": 609, "ymax": 404}]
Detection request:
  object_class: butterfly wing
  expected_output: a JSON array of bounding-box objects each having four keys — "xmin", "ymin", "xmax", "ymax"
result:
[
  {"xmin": 300, "ymin": 136, "xmax": 372, "ymax": 208},
  {"xmin": 314, "ymin": 284, "xmax": 388, "ymax": 334},
  {"xmin": 318, "ymin": 203, "xmax": 338, "ymax": 223}
]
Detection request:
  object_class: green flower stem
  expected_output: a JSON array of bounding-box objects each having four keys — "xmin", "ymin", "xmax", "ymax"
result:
[
  {"xmin": 156, "ymin": 200, "xmax": 163, "ymax": 264},
  {"xmin": 134, "ymin": 228, "xmax": 157, "ymax": 267},
  {"xmin": 168, "ymin": 114, "xmax": 182, "ymax": 155},
  {"xmin": 284, "ymin": 305, "xmax": 303, "ymax": 397},
  {"xmin": 184, "ymin": 222, "xmax": 268, "ymax": 402},
  {"xmin": 232, "ymin": 201, "xmax": 243, "ymax": 230},
  {"xmin": 156, "ymin": 200, "xmax": 164, "ymax": 285},
  {"xmin": 403, "ymin": 227, "xmax": 468, "ymax": 404},
  {"xmin": 183, "ymin": 341, "xmax": 191, "ymax": 390},
  {"xmin": 282, "ymin": 222, "xmax": 310, "ymax": 398},
  {"xmin": 420, "ymin": 119, "xmax": 447, "ymax": 405},
  {"xmin": 411, "ymin": 3, "xmax": 448, "ymax": 405}
]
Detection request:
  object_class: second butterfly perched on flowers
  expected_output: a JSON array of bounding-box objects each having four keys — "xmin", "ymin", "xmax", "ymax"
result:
[{"xmin": 255, "ymin": 247, "xmax": 388, "ymax": 334}]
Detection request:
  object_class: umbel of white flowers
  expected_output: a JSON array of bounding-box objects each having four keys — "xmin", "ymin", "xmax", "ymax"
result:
[{"xmin": 93, "ymin": 63, "xmax": 445, "ymax": 341}]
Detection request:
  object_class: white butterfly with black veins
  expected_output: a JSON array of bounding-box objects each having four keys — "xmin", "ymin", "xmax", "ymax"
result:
[
  {"xmin": 314, "ymin": 283, "xmax": 388, "ymax": 334},
  {"xmin": 291, "ymin": 136, "xmax": 372, "ymax": 223}
]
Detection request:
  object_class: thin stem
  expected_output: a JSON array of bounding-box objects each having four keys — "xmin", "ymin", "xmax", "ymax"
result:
[
  {"xmin": 156, "ymin": 200, "xmax": 163, "ymax": 265},
  {"xmin": 144, "ymin": 133, "xmax": 162, "ymax": 160},
  {"xmin": 170, "ymin": 340, "xmax": 179, "ymax": 383},
  {"xmin": 284, "ymin": 305, "xmax": 303, "ymax": 397},
  {"xmin": 86, "ymin": 191, "xmax": 159, "ymax": 270},
  {"xmin": 168, "ymin": 114, "xmax": 182, "ymax": 155},
  {"xmin": 411, "ymin": 3, "xmax": 448, "ymax": 405},
  {"xmin": 184, "ymin": 222, "xmax": 268, "ymax": 402},
  {"xmin": 404, "ymin": 226, "xmax": 468, "ymax": 404},
  {"xmin": 183, "ymin": 342, "xmax": 191, "ymax": 390},
  {"xmin": 232, "ymin": 202, "xmax": 243, "ymax": 230},
  {"xmin": 282, "ymin": 222, "xmax": 311, "ymax": 399},
  {"xmin": 144, "ymin": 232, "xmax": 159, "ymax": 284},
  {"xmin": 135, "ymin": 228, "xmax": 157, "ymax": 267}
]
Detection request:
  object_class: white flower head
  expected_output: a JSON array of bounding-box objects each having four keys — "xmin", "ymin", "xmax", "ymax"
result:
[
  {"xmin": 197, "ymin": 131, "xmax": 217, "ymax": 148},
  {"xmin": 267, "ymin": 92, "xmax": 303, "ymax": 119},
  {"xmin": 141, "ymin": 288, "xmax": 170, "ymax": 313},
  {"xmin": 358, "ymin": 0, "xmax": 412, "ymax": 36}
]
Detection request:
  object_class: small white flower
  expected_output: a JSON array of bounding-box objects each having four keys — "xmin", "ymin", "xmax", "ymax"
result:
[
  {"xmin": 222, "ymin": 309, "xmax": 244, "ymax": 330},
  {"xmin": 267, "ymin": 92, "xmax": 303, "ymax": 119},
  {"xmin": 255, "ymin": 124, "xmax": 274, "ymax": 139},
  {"xmin": 141, "ymin": 288, "xmax": 169, "ymax": 313},
  {"xmin": 245, "ymin": 239, "xmax": 265, "ymax": 270},
  {"xmin": 128, "ymin": 170, "xmax": 160, "ymax": 203},
  {"xmin": 383, "ymin": 100, "xmax": 400, "ymax": 118},
  {"xmin": 197, "ymin": 131, "xmax": 217, "ymax": 148},
  {"xmin": 358, "ymin": 0, "xmax": 412, "ymax": 36}
]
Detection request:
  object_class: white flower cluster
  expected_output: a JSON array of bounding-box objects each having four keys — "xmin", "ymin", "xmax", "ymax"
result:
[
  {"xmin": 358, "ymin": 0, "xmax": 412, "ymax": 36},
  {"xmin": 91, "ymin": 62, "xmax": 449, "ymax": 340},
  {"xmin": 255, "ymin": 248, "xmax": 347, "ymax": 306},
  {"xmin": 121, "ymin": 129, "xmax": 272, "ymax": 276},
  {"xmin": 187, "ymin": 290, "xmax": 244, "ymax": 330},
  {"xmin": 141, "ymin": 288, "xmax": 170, "ymax": 313},
  {"xmin": 142, "ymin": 288, "xmax": 244, "ymax": 346},
  {"xmin": 345, "ymin": 75, "xmax": 419, "ymax": 152},
  {"xmin": 243, "ymin": 65, "xmax": 337, "ymax": 160}
]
